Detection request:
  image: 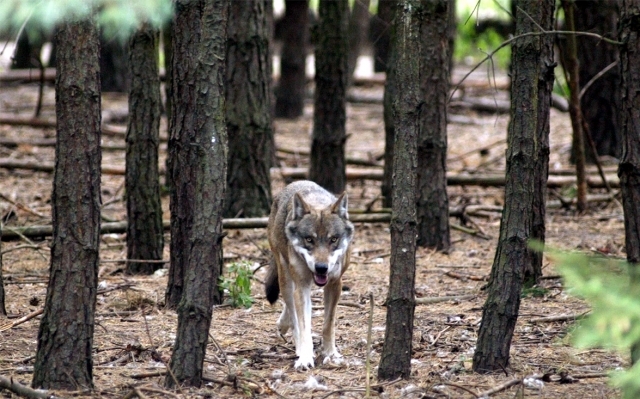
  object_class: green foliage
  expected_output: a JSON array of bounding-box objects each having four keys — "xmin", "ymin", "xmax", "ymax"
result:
[
  {"xmin": 219, "ymin": 261, "xmax": 255, "ymax": 309},
  {"xmin": 538, "ymin": 244, "xmax": 640, "ymax": 398},
  {"xmin": 454, "ymin": 21, "xmax": 511, "ymax": 70},
  {"xmin": 521, "ymin": 285, "xmax": 548, "ymax": 298},
  {"xmin": 0, "ymin": 0, "xmax": 172, "ymax": 42}
]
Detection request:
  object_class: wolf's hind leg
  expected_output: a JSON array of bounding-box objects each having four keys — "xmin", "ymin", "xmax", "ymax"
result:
[{"xmin": 277, "ymin": 304, "xmax": 293, "ymax": 336}]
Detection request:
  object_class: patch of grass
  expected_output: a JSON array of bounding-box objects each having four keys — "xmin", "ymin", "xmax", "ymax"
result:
[
  {"xmin": 522, "ymin": 285, "xmax": 549, "ymax": 298},
  {"xmin": 219, "ymin": 261, "xmax": 255, "ymax": 309}
]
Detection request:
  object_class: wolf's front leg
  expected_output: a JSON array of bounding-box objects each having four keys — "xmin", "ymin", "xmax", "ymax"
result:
[
  {"xmin": 292, "ymin": 284, "xmax": 314, "ymax": 369},
  {"xmin": 321, "ymin": 278, "xmax": 343, "ymax": 363}
]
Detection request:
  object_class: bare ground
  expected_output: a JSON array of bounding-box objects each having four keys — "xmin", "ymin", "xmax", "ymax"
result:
[{"xmin": 0, "ymin": 74, "xmax": 627, "ymax": 398}]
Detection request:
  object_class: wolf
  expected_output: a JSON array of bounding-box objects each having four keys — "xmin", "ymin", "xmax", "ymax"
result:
[{"xmin": 265, "ymin": 180, "xmax": 354, "ymax": 369}]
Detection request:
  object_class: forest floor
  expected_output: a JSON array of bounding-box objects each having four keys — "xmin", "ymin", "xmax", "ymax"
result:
[{"xmin": 0, "ymin": 68, "xmax": 628, "ymax": 398}]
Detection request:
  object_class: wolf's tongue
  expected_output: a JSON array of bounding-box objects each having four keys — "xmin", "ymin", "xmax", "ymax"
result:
[{"xmin": 314, "ymin": 274, "xmax": 328, "ymax": 286}]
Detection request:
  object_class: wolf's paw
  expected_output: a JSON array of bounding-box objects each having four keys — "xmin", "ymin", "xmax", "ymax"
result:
[
  {"xmin": 322, "ymin": 351, "xmax": 344, "ymax": 365},
  {"xmin": 294, "ymin": 354, "xmax": 315, "ymax": 370},
  {"xmin": 277, "ymin": 314, "xmax": 292, "ymax": 336}
]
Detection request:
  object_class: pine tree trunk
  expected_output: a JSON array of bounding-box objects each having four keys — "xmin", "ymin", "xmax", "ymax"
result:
[
  {"xmin": 309, "ymin": 0, "xmax": 349, "ymax": 194},
  {"xmin": 100, "ymin": 36, "xmax": 130, "ymax": 92},
  {"xmin": 224, "ymin": 0, "xmax": 273, "ymax": 218},
  {"xmin": 572, "ymin": 0, "xmax": 621, "ymax": 162},
  {"xmin": 32, "ymin": 18, "xmax": 101, "ymax": 390},
  {"xmin": 381, "ymin": 2, "xmax": 397, "ymax": 208},
  {"xmin": 416, "ymin": 0, "xmax": 450, "ymax": 250},
  {"xmin": 473, "ymin": 0, "xmax": 554, "ymax": 373},
  {"xmin": 371, "ymin": 0, "xmax": 394, "ymax": 72},
  {"xmin": 275, "ymin": 0, "xmax": 309, "ymax": 118},
  {"xmin": 378, "ymin": 0, "xmax": 418, "ymax": 380},
  {"xmin": 125, "ymin": 24, "xmax": 164, "ymax": 274},
  {"xmin": 165, "ymin": 0, "xmax": 228, "ymax": 387},
  {"xmin": 347, "ymin": 0, "xmax": 370, "ymax": 86},
  {"xmin": 0, "ymin": 225, "xmax": 5, "ymax": 316},
  {"xmin": 619, "ymin": 1, "xmax": 640, "ymax": 346}
]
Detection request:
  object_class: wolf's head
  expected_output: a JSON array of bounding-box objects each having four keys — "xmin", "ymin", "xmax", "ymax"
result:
[{"xmin": 286, "ymin": 192, "xmax": 354, "ymax": 287}]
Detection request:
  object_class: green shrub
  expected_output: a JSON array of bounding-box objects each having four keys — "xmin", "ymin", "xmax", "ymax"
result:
[
  {"xmin": 540, "ymin": 246, "xmax": 640, "ymax": 398},
  {"xmin": 219, "ymin": 261, "xmax": 255, "ymax": 309}
]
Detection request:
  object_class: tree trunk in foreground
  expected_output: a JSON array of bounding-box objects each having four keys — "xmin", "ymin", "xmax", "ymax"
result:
[
  {"xmin": 473, "ymin": 0, "xmax": 554, "ymax": 373},
  {"xmin": 0, "ymin": 225, "xmax": 5, "ymax": 316},
  {"xmin": 225, "ymin": 0, "xmax": 273, "ymax": 218},
  {"xmin": 378, "ymin": 0, "xmax": 418, "ymax": 381},
  {"xmin": 416, "ymin": 0, "xmax": 450, "ymax": 250},
  {"xmin": 619, "ymin": 0, "xmax": 640, "ymax": 365},
  {"xmin": 32, "ymin": 18, "xmax": 101, "ymax": 390},
  {"xmin": 309, "ymin": 0, "xmax": 349, "ymax": 194},
  {"xmin": 126, "ymin": 24, "xmax": 164, "ymax": 274},
  {"xmin": 165, "ymin": 0, "xmax": 229, "ymax": 388}
]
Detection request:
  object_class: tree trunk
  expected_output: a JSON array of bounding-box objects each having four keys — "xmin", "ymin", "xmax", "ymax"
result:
[
  {"xmin": 100, "ymin": 35, "xmax": 130, "ymax": 92},
  {"xmin": 619, "ymin": 0, "xmax": 640, "ymax": 364},
  {"xmin": 0, "ymin": 224, "xmax": 5, "ymax": 316},
  {"xmin": 573, "ymin": 0, "xmax": 621, "ymax": 162},
  {"xmin": 378, "ymin": 0, "xmax": 418, "ymax": 381},
  {"xmin": 224, "ymin": 0, "xmax": 273, "ymax": 218},
  {"xmin": 416, "ymin": 0, "xmax": 450, "ymax": 250},
  {"xmin": 347, "ymin": 0, "xmax": 371, "ymax": 86},
  {"xmin": 275, "ymin": 0, "xmax": 309, "ymax": 118},
  {"xmin": 381, "ymin": 2, "xmax": 397, "ymax": 208},
  {"xmin": 309, "ymin": 0, "xmax": 349, "ymax": 194},
  {"xmin": 165, "ymin": 0, "xmax": 228, "ymax": 388},
  {"xmin": 472, "ymin": 0, "xmax": 554, "ymax": 373},
  {"xmin": 32, "ymin": 18, "xmax": 101, "ymax": 390},
  {"xmin": 561, "ymin": 0, "xmax": 588, "ymax": 212},
  {"xmin": 125, "ymin": 24, "xmax": 164, "ymax": 274},
  {"xmin": 371, "ymin": 0, "xmax": 394, "ymax": 72}
]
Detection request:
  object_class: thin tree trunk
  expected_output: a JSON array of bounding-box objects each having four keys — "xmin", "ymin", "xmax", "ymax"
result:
[
  {"xmin": 275, "ymin": 0, "xmax": 309, "ymax": 118},
  {"xmin": 381, "ymin": 3, "xmax": 397, "ymax": 208},
  {"xmin": 165, "ymin": 0, "xmax": 229, "ymax": 388},
  {"xmin": 309, "ymin": 0, "xmax": 349, "ymax": 194},
  {"xmin": 32, "ymin": 18, "xmax": 101, "ymax": 390},
  {"xmin": 561, "ymin": 0, "xmax": 588, "ymax": 212},
  {"xmin": 347, "ymin": 0, "xmax": 371, "ymax": 86},
  {"xmin": 371, "ymin": 0, "xmax": 394, "ymax": 72},
  {"xmin": 378, "ymin": 0, "xmax": 418, "ymax": 380},
  {"xmin": 125, "ymin": 24, "xmax": 164, "ymax": 274},
  {"xmin": 0, "ymin": 224, "xmax": 5, "ymax": 316},
  {"xmin": 473, "ymin": 0, "xmax": 554, "ymax": 373},
  {"xmin": 225, "ymin": 0, "xmax": 273, "ymax": 218},
  {"xmin": 416, "ymin": 0, "xmax": 450, "ymax": 250},
  {"xmin": 619, "ymin": 0, "xmax": 640, "ymax": 365}
]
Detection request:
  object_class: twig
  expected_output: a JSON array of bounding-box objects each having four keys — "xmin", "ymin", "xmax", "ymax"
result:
[
  {"xmin": 476, "ymin": 375, "xmax": 543, "ymax": 398},
  {"xmin": 137, "ymin": 385, "xmax": 181, "ymax": 399},
  {"xmin": 579, "ymin": 60, "xmax": 618, "ymax": 100},
  {"xmin": 449, "ymin": 223, "xmax": 491, "ymax": 240},
  {"xmin": 0, "ymin": 374, "xmax": 51, "ymax": 399},
  {"xmin": 440, "ymin": 382, "xmax": 479, "ymax": 398},
  {"xmin": 444, "ymin": 271, "xmax": 487, "ymax": 282},
  {"xmin": 0, "ymin": 192, "xmax": 48, "ymax": 219},
  {"xmin": 209, "ymin": 332, "xmax": 233, "ymax": 380},
  {"xmin": 365, "ymin": 292, "xmax": 374, "ymax": 398},
  {"xmin": 0, "ymin": 308, "xmax": 43, "ymax": 332},
  {"xmin": 415, "ymin": 294, "xmax": 476, "ymax": 305}
]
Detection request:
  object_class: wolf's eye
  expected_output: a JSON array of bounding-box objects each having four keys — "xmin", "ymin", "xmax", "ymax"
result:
[
  {"xmin": 305, "ymin": 237, "xmax": 313, "ymax": 244},
  {"xmin": 330, "ymin": 236, "xmax": 338, "ymax": 243}
]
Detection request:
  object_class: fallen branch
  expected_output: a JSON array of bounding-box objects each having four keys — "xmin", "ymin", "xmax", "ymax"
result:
[
  {"xmin": 529, "ymin": 311, "xmax": 590, "ymax": 323},
  {"xmin": 276, "ymin": 167, "xmax": 621, "ymax": 188},
  {"xmin": 0, "ymin": 375, "xmax": 51, "ymax": 399},
  {"xmin": 416, "ymin": 294, "xmax": 477, "ymax": 305}
]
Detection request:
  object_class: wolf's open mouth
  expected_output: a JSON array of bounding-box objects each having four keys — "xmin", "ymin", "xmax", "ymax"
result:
[{"xmin": 314, "ymin": 274, "xmax": 328, "ymax": 286}]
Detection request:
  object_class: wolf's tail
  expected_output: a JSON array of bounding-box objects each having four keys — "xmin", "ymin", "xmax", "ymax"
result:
[{"xmin": 265, "ymin": 256, "xmax": 279, "ymax": 304}]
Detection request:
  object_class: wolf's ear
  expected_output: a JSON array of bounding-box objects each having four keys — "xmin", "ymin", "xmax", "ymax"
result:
[
  {"xmin": 293, "ymin": 193, "xmax": 311, "ymax": 220},
  {"xmin": 331, "ymin": 192, "xmax": 349, "ymax": 219}
]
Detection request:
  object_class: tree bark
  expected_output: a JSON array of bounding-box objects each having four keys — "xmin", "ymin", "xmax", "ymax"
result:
[
  {"xmin": 378, "ymin": 0, "xmax": 418, "ymax": 381},
  {"xmin": 380, "ymin": 2, "xmax": 397, "ymax": 208},
  {"xmin": 572, "ymin": 0, "xmax": 621, "ymax": 162},
  {"xmin": 309, "ymin": 0, "xmax": 349, "ymax": 194},
  {"xmin": 0, "ymin": 224, "xmax": 5, "ymax": 316},
  {"xmin": 473, "ymin": 0, "xmax": 554, "ymax": 373},
  {"xmin": 125, "ymin": 24, "xmax": 164, "ymax": 274},
  {"xmin": 619, "ymin": 0, "xmax": 640, "ymax": 364},
  {"xmin": 416, "ymin": 0, "xmax": 450, "ymax": 250},
  {"xmin": 371, "ymin": 0, "xmax": 394, "ymax": 72},
  {"xmin": 275, "ymin": 0, "xmax": 309, "ymax": 118},
  {"xmin": 561, "ymin": 0, "xmax": 588, "ymax": 212},
  {"xmin": 100, "ymin": 35, "xmax": 130, "ymax": 92},
  {"xmin": 224, "ymin": 0, "xmax": 273, "ymax": 218},
  {"xmin": 32, "ymin": 18, "xmax": 101, "ymax": 390},
  {"xmin": 347, "ymin": 0, "xmax": 371, "ymax": 86},
  {"xmin": 165, "ymin": 0, "xmax": 228, "ymax": 388}
]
